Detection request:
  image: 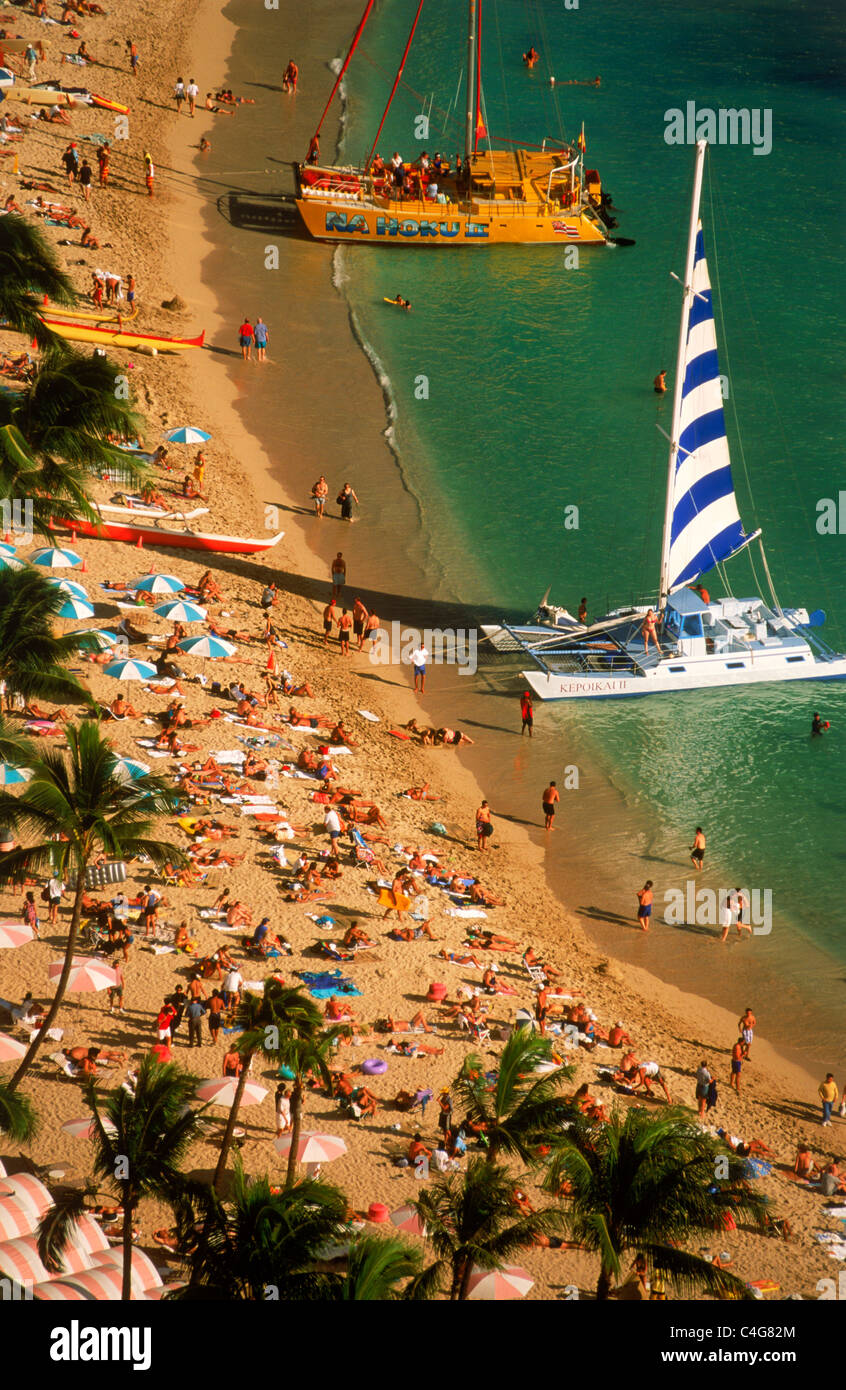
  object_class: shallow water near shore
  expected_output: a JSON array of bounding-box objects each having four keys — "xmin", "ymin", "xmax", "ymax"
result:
[{"xmin": 199, "ymin": 0, "xmax": 845, "ymax": 1076}]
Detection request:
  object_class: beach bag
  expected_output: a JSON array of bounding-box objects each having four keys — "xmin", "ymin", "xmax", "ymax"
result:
[{"xmin": 428, "ymin": 822, "xmax": 447, "ymax": 837}]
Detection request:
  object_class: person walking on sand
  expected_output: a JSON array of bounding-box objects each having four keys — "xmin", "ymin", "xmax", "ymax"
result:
[
  {"xmin": 337, "ymin": 607, "xmax": 353, "ymax": 656},
  {"xmin": 476, "ymin": 800, "xmax": 493, "ymax": 852},
  {"xmin": 282, "ymin": 59, "xmax": 299, "ymax": 94},
  {"xmin": 542, "ymin": 780, "xmax": 559, "ymax": 830},
  {"xmin": 729, "ymin": 1038, "xmax": 744, "ymax": 1093},
  {"xmin": 144, "ymin": 152, "xmax": 155, "ymax": 197},
  {"xmin": 410, "ymin": 642, "xmax": 429, "ymax": 693},
  {"xmin": 636, "ymin": 880, "xmax": 653, "ymax": 932},
  {"xmin": 322, "ymin": 597, "xmax": 337, "ymax": 647},
  {"xmin": 819, "ymin": 1073, "xmax": 839, "ymax": 1127},
  {"xmin": 174, "ymin": 77, "xmax": 186, "ymax": 114},
  {"xmin": 97, "ymin": 142, "xmax": 110, "ymax": 187},
  {"xmin": 337, "ymin": 482, "xmax": 359, "ymax": 521},
  {"xmin": 187, "ymin": 78, "xmax": 199, "ymax": 117},
  {"xmin": 254, "ymin": 317, "xmax": 268, "ymax": 362},
  {"xmin": 79, "ymin": 158, "xmax": 92, "ymax": 201},
  {"xmin": 127, "ymin": 39, "xmax": 140, "ymax": 77},
  {"xmin": 331, "ymin": 552, "xmax": 346, "ymax": 598},
  {"xmin": 238, "ymin": 316, "xmax": 254, "ymax": 361},
  {"xmin": 694, "ymin": 1060, "xmax": 712, "ymax": 1120},
  {"xmin": 311, "ymin": 475, "xmax": 328, "ymax": 517},
  {"xmin": 364, "ymin": 610, "xmax": 380, "ymax": 652},
  {"xmin": 520, "ymin": 689, "xmax": 534, "ymax": 737},
  {"xmin": 738, "ymin": 1007, "xmax": 756, "ymax": 1059},
  {"xmin": 690, "ymin": 826, "xmax": 706, "ymax": 872}
]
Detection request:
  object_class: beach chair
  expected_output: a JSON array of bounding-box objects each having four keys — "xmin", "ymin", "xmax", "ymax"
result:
[
  {"xmin": 50, "ymin": 1051, "xmax": 82, "ymax": 1080},
  {"xmin": 524, "ymin": 959, "xmax": 548, "ymax": 988}
]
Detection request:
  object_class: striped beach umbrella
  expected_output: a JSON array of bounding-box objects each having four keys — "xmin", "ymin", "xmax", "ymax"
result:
[
  {"xmin": 91, "ymin": 1246, "xmax": 162, "ymax": 1292},
  {"xmin": 48, "ymin": 957, "xmax": 120, "ymax": 991},
  {"xmin": 465, "ymin": 1264, "xmax": 534, "ymax": 1301},
  {"xmin": 34, "ymin": 1267, "xmax": 133, "ymax": 1301},
  {"xmin": 272, "ymin": 1131, "xmax": 347, "ymax": 1163},
  {"xmin": 28, "ymin": 547, "xmax": 83, "ymax": 569},
  {"xmin": 177, "ymin": 635, "xmax": 235, "ymax": 659},
  {"xmin": 389, "ymin": 1204, "xmax": 427, "ymax": 1236},
  {"xmin": 0, "ymin": 1236, "xmax": 50, "ymax": 1285},
  {"xmin": 195, "ymin": 1078, "xmax": 267, "ymax": 1107},
  {"xmin": 0, "ymin": 1175, "xmax": 53, "ymax": 1219},
  {"xmin": 103, "ymin": 659, "xmax": 157, "ymax": 681},
  {"xmin": 0, "ymin": 554, "xmax": 26, "ymax": 572},
  {"xmin": 165, "ymin": 426, "xmax": 211, "ymax": 443},
  {"xmin": 47, "ymin": 577, "xmax": 89, "ymax": 599},
  {"xmin": 56, "ymin": 595, "xmax": 95, "ymax": 620},
  {"xmin": 0, "ymin": 1033, "xmax": 27, "ymax": 1061},
  {"xmin": 131, "ymin": 573, "xmax": 185, "ymax": 594},
  {"xmin": 61, "ymin": 1116, "xmax": 118, "ymax": 1140},
  {"xmin": 111, "ymin": 756, "xmax": 151, "ymax": 783},
  {"xmin": 0, "ymin": 542, "xmax": 17, "ymax": 556},
  {"xmin": 0, "ymin": 922, "xmax": 36, "ymax": 949},
  {"xmin": 0, "ymin": 763, "xmax": 33, "ymax": 787},
  {"xmin": 0, "ymin": 1199, "xmax": 35, "ymax": 1240},
  {"xmin": 153, "ymin": 600, "xmax": 207, "ymax": 622},
  {"xmin": 73, "ymin": 628, "xmax": 121, "ymax": 651}
]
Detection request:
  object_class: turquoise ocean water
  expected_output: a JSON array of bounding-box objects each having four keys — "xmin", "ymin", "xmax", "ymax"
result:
[{"xmin": 332, "ymin": 0, "xmax": 846, "ymax": 997}]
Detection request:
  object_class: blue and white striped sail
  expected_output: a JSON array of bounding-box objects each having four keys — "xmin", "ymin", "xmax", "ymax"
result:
[{"xmin": 666, "ymin": 223, "xmax": 749, "ymax": 593}]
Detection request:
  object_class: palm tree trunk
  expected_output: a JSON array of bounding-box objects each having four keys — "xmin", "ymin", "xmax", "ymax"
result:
[
  {"xmin": 213, "ymin": 1053, "xmax": 252, "ymax": 1195},
  {"xmin": 7, "ymin": 866, "xmax": 85, "ymax": 1093},
  {"xmin": 596, "ymin": 1266, "xmax": 613, "ymax": 1301},
  {"xmin": 457, "ymin": 1253, "xmax": 476, "ymax": 1301},
  {"xmin": 284, "ymin": 1078, "xmax": 304, "ymax": 1189},
  {"xmin": 121, "ymin": 1180, "xmax": 133, "ymax": 1302}
]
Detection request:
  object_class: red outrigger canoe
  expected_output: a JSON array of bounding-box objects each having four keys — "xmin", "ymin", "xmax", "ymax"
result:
[{"xmin": 60, "ymin": 517, "xmax": 284, "ymax": 556}]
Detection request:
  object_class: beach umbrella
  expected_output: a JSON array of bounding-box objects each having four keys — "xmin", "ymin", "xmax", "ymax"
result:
[
  {"xmin": 165, "ymin": 427, "xmax": 211, "ymax": 444},
  {"xmin": 103, "ymin": 659, "xmax": 157, "ymax": 681},
  {"xmin": 131, "ymin": 573, "xmax": 185, "ymax": 594},
  {"xmin": 0, "ymin": 1236, "xmax": 52, "ymax": 1285},
  {"xmin": 153, "ymin": 600, "xmax": 207, "ymax": 622},
  {"xmin": 0, "ymin": 1175, "xmax": 53, "ymax": 1218},
  {"xmin": 177, "ymin": 635, "xmax": 235, "ymax": 659},
  {"xmin": 92, "ymin": 1246, "xmax": 163, "ymax": 1292},
  {"xmin": 111, "ymin": 756, "xmax": 150, "ymax": 783},
  {"xmin": 73, "ymin": 628, "xmax": 121, "ymax": 651},
  {"xmin": 465, "ymin": 1264, "xmax": 534, "ymax": 1301},
  {"xmin": 56, "ymin": 596, "xmax": 95, "ymax": 620},
  {"xmin": 61, "ymin": 1116, "xmax": 118, "ymax": 1140},
  {"xmin": 47, "ymin": 577, "xmax": 89, "ymax": 600},
  {"xmin": 0, "ymin": 1034, "xmax": 27, "ymax": 1062},
  {"xmin": 0, "ymin": 1199, "xmax": 36, "ymax": 1240},
  {"xmin": 0, "ymin": 542, "xmax": 16, "ymax": 556},
  {"xmin": 0, "ymin": 922, "xmax": 36, "ymax": 948},
  {"xmin": 28, "ymin": 547, "xmax": 83, "ymax": 569},
  {"xmin": 0, "ymin": 764, "xmax": 33, "ymax": 787},
  {"xmin": 389, "ymin": 1203, "xmax": 427, "ymax": 1236},
  {"xmin": 272, "ymin": 1131, "xmax": 347, "ymax": 1163},
  {"xmin": 48, "ymin": 957, "xmax": 120, "ymax": 991},
  {"xmin": 0, "ymin": 554, "xmax": 26, "ymax": 572},
  {"xmin": 195, "ymin": 1078, "xmax": 267, "ymax": 1107},
  {"xmin": 35, "ymin": 1268, "xmax": 131, "ymax": 1301}
]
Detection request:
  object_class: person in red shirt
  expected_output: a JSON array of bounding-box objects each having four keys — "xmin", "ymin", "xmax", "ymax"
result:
[
  {"xmin": 238, "ymin": 318, "xmax": 254, "ymax": 361},
  {"xmin": 520, "ymin": 689, "xmax": 533, "ymax": 738}
]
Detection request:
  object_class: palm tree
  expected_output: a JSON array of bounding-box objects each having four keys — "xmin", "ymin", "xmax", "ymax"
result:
[
  {"xmin": 543, "ymin": 1107, "xmax": 771, "ymax": 1300},
  {"xmin": 86, "ymin": 1057, "xmax": 202, "ymax": 1299},
  {"xmin": 0, "ymin": 568, "xmax": 96, "ymax": 712},
  {"xmin": 0, "ymin": 1083, "xmax": 39, "ymax": 1144},
  {"xmin": 278, "ymin": 1021, "xmax": 339, "ymax": 1190},
  {"xmin": 0, "ymin": 716, "xmax": 37, "ymax": 767},
  {"xmin": 211, "ymin": 982, "xmax": 321, "ymax": 1194},
  {"xmin": 453, "ymin": 1030, "xmax": 574, "ymax": 1165},
  {"xmin": 172, "ymin": 1159, "xmax": 350, "ymax": 1299},
  {"xmin": 0, "ymin": 723, "xmax": 185, "ymax": 1092},
  {"xmin": 411, "ymin": 1157, "xmax": 565, "ymax": 1300},
  {"xmin": 0, "ymin": 346, "xmax": 150, "ymax": 541},
  {"xmin": 0, "ymin": 216, "xmax": 75, "ymax": 348},
  {"xmin": 332, "ymin": 1233, "xmax": 422, "ymax": 1301}
]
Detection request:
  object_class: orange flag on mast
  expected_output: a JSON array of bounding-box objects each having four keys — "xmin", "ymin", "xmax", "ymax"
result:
[
  {"xmin": 577, "ymin": 122, "xmax": 586, "ymax": 153},
  {"xmin": 475, "ymin": 114, "xmax": 487, "ymax": 140}
]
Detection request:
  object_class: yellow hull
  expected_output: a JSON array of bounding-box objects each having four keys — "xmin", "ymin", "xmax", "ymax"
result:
[
  {"xmin": 39, "ymin": 318, "xmax": 204, "ymax": 353},
  {"xmin": 295, "ymin": 195, "xmax": 607, "ymax": 247}
]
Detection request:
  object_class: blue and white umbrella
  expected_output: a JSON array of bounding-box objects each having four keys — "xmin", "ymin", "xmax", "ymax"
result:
[
  {"xmin": 48, "ymin": 578, "xmax": 89, "ymax": 600},
  {"xmin": 0, "ymin": 764, "xmax": 33, "ymax": 787},
  {"xmin": 176, "ymin": 635, "xmax": 236, "ymax": 659},
  {"xmin": 165, "ymin": 427, "xmax": 211, "ymax": 444},
  {"xmin": 0, "ymin": 554, "xmax": 26, "ymax": 572},
  {"xmin": 74, "ymin": 629, "xmax": 121, "ymax": 651},
  {"xmin": 28, "ymin": 547, "xmax": 83, "ymax": 569},
  {"xmin": 153, "ymin": 600, "xmax": 207, "ymax": 622},
  {"xmin": 111, "ymin": 756, "xmax": 151, "ymax": 783},
  {"xmin": 56, "ymin": 596, "xmax": 95, "ymax": 620},
  {"xmin": 130, "ymin": 573, "xmax": 185, "ymax": 594},
  {"xmin": 0, "ymin": 542, "xmax": 17, "ymax": 556},
  {"xmin": 104, "ymin": 659, "xmax": 157, "ymax": 681}
]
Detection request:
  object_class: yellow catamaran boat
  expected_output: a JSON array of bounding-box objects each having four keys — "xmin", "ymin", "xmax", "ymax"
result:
[{"xmin": 294, "ymin": 0, "xmax": 628, "ymax": 250}]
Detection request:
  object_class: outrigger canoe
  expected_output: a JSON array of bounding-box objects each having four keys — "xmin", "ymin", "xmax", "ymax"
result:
[
  {"xmin": 40, "ymin": 317, "xmax": 205, "ymax": 353},
  {"xmin": 59, "ymin": 515, "xmax": 284, "ymax": 556},
  {"xmin": 41, "ymin": 302, "xmax": 139, "ymax": 325}
]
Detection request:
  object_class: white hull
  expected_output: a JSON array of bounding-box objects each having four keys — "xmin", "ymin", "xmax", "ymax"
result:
[{"xmin": 523, "ymin": 652, "xmax": 846, "ymax": 700}]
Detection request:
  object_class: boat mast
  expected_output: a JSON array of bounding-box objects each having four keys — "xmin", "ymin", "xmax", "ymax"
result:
[
  {"xmin": 658, "ymin": 138, "xmax": 707, "ymax": 611},
  {"xmin": 464, "ymin": 0, "xmax": 477, "ymax": 165}
]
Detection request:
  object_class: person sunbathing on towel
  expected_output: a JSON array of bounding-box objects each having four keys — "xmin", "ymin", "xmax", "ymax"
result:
[
  {"xmin": 386, "ymin": 1010, "xmax": 432, "ymax": 1034},
  {"xmin": 288, "ymin": 707, "xmax": 334, "ymax": 729},
  {"xmin": 345, "ymin": 803, "xmax": 387, "ymax": 829},
  {"xmin": 278, "ymin": 672, "xmax": 314, "ymax": 698},
  {"xmin": 482, "ymin": 967, "xmax": 518, "ymax": 996},
  {"xmin": 225, "ymin": 900, "xmax": 253, "ymax": 927},
  {"xmin": 141, "ymin": 484, "xmax": 170, "ymax": 510},
  {"xmin": 243, "ymin": 752, "xmax": 269, "ymax": 779},
  {"xmin": 389, "ymin": 921, "xmax": 435, "ymax": 941},
  {"xmin": 469, "ymin": 930, "xmax": 521, "ymax": 952},
  {"xmin": 404, "ymin": 782, "xmax": 440, "ymax": 801},
  {"xmin": 109, "ymin": 693, "xmax": 140, "ymax": 720},
  {"xmin": 439, "ymin": 948, "xmax": 485, "ymax": 969},
  {"xmin": 208, "ymin": 619, "xmax": 252, "ymax": 642},
  {"xmin": 406, "ymin": 850, "xmax": 429, "ymax": 872},
  {"xmin": 192, "ymin": 818, "xmax": 237, "ymax": 839},
  {"xmin": 64, "ymin": 1045, "xmax": 125, "ymax": 1075},
  {"xmin": 390, "ymin": 1038, "xmax": 444, "ymax": 1057},
  {"xmin": 163, "ymin": 860, "xmax": 200, "ymax": 887},
  {"xmin": 353, "ymin": 1087, "xmax": 378, "ymax": 1118},
  {"xmin": 24, "ymin": 701, "xmax": 70, "ymax": 722},
  {"xmin": 174, "ymin": 921, "xmax": 198, "ymax": 952}
]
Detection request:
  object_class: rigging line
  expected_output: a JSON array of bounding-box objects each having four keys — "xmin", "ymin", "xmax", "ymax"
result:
[
  {"xmin": 491, "ymin": 0, "xmax": 514, "ymax": 151},
  {"xmin": 356, "ymin": 46, "xmax": 460, "ymax": 138},
  {"xmin": 532, "ymin": 0, "xmax": 566, "ymax": 141}
]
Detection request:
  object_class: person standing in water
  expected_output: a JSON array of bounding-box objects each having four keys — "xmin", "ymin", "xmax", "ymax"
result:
[
  {"xmin": 520, "ymin": 689, "xmax": 534, "ymax": 738},
  {"xmin": 578, "ymin": 597, "xmax": 588, "ymax": 625},
  {"xmin": 337, "ymin": 482, "xmax": 359, "ymax": 521},
  {"xmin": 636, "ymin": 880, "xmax": 654, "ymax": 932},
  {"xmin": 542, "ymin": 781, "xmax": 559, "ymax": 830},
  {"xmin": 690, "ymin": 826, "xmax": 706, "ymax": 872},
  {"xmin": 654, "ymin": 370, "xmax": 667, "ymax": 393}
]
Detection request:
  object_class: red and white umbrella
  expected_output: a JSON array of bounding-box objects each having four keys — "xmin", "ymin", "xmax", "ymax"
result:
[
  {"xmin": 0, "ymin": 1033, "xmax": 27, "ymax": 1063},
  {"xmin": 0, "ymin": 923, "xmax": 37, "ymax": 949},
  {"xmin": 0, "ymin": 1198, "xmax": 36, "ymax": 1240},
  {"xmin": 195, "ymin": 1078, "xmax": 267, "ymax": 1107},
  {"xmin": 92, "ymin": 1246, "xmax": 162, "ymax": 1292},
  {"xmin": 0, "ymin": 1174, "xmax": 52, "ymax": 1218},
  {"xmin": 465, "ymin": 1264, "xmax": 534, "ymax": 1301},
  {"xmin": 48, "ymin": 957, "xmax": 120, "ymax": 991},
  {"xmin": 272, "ymin": 1130, "xmax": 347, "ymax": 1163},
  {"xmin": 389, "ymin": 1203, "xmax": 427, "ymax": 1236},
  {"xmin": 61, "ymin": 1116, "xmax": 118, "ymax": 1140},
  {"xmin": 35, "ymin": 1267, "xmax": 139, "ymax": 1301}
]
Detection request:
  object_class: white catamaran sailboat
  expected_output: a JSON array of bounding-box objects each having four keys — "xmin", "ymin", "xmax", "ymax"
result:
[{"xmin": 482, "ymin": 141, "xmax": 846, "ymax": 700}]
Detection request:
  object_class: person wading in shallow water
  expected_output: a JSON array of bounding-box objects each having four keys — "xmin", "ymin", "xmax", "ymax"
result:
[
  {"xmin": 542, "ymin": 781, "xmax": 559, "ymax": 830},
  {"xmin": 520, "ymin": 689, "xmax": 534, "ymax": 738},
  {"xmin": 636, "ymin": 880, "xmax": 653, "ymax": 932}
]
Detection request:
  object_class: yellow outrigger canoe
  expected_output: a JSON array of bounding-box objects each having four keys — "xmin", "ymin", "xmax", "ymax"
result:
[{"xmin": 39, "ymin": 316, "xmax": 205, "ymax": 353}]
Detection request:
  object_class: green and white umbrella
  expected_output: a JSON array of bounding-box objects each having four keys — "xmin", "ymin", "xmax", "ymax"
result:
[
  {"xmin": 153, "ymin": 600, "xmax": 207, "ymax": 622},
  {"xmin": 177, "ymin": 635, "xmax": 235, "ymax": 659},
  {"xmin": 103, "ymin": 659, "xmax": 157, "ymax": 681},
  {"xmin": 131, "ymin": 574, "xmax": 185, "ymax": 594},
  {"xmin": 56, "ymin": 595, "xmax": 95, "ymax": 620},
  {"xmin": 0, "ymin": 764, "xmax": 33, "ymax": 787},
  {"xmin": 28, "ymin": 547, "xmax": 83, "ymax": 569}
]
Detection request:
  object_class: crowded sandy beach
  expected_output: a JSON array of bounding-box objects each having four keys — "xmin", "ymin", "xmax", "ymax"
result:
[{"xmin": 0, "ymin": 0, "xmax": 844, "ymax": 1322}]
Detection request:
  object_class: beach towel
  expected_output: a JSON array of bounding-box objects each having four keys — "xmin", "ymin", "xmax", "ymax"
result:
[
  {"xmin": 445, "ymin": 908, "xmax": 487, "ymax": 919},
  {"xmin": 211, "ymin": 750, "xmax": 246, "ymax": 764},
  {"xmin": 357, "ymin": 710, "xmax": 379, "ymax": 721},
  {"xmin": 295, "ymin": 969, "xmax": 361, "ymax": 1000}
]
